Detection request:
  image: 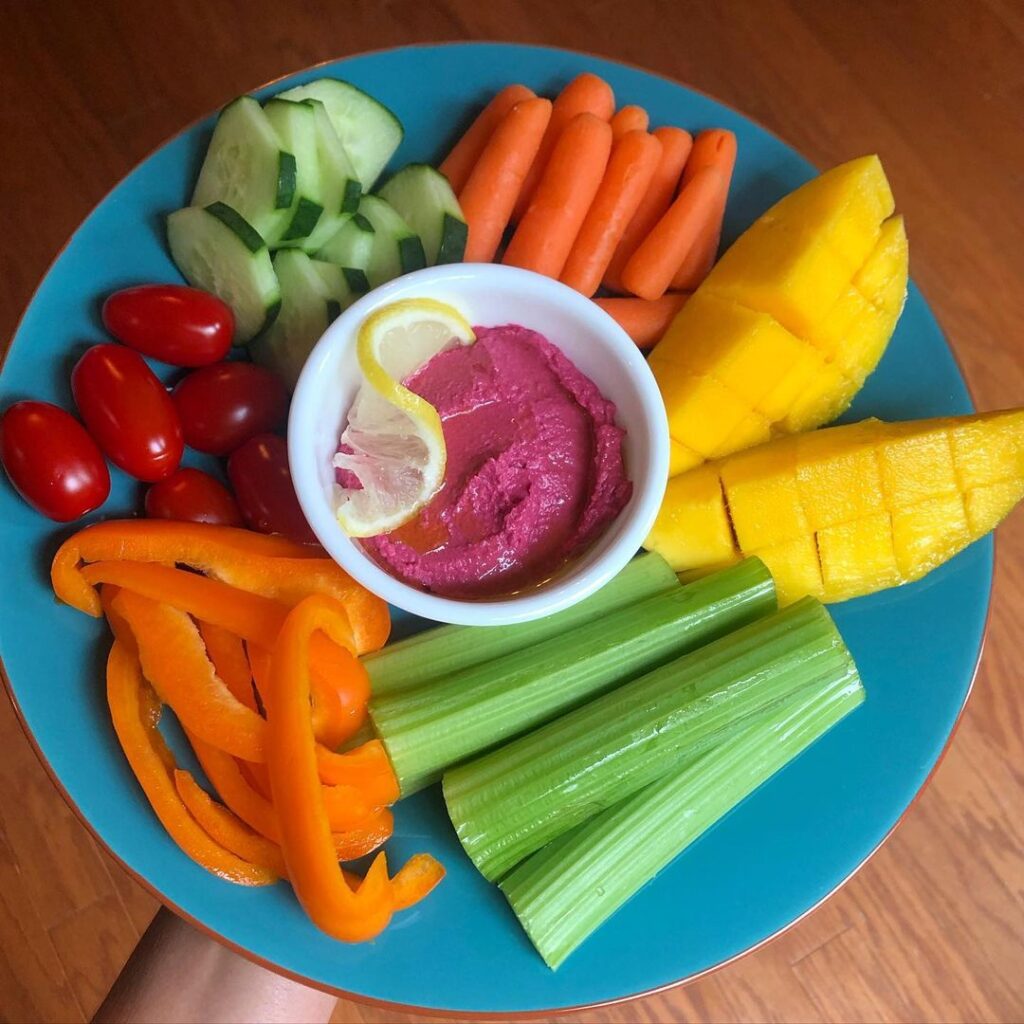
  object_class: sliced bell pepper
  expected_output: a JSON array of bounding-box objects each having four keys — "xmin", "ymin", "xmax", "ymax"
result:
[
  {"xmin": 173, "ymin": 769, "xmax": 287, "ymax": 876},
  {"xmin": 105, "ymin": 641, "xmax": 276, "ymax": 887},
  {"xmin": 344, "ymin": 852, "xmax": 445, "ymax": 911},
  {"xmin": 51, "ymin": 519, "xmax": 390, "ymax": 653},
  {"xmin": 199, "ymin": 622, "xmax": 258, "ymax": 713},
  {"xmin": 190, "ymin": 729, "xmax": 391, "ymax": 840},
  {"xmin": 265, "ymin": 595, "xmax": 396, "ymax": 941},
  {"xmin": 314, "ymin": 740, "xmax": 400, "ymax": 806},
  {"xmin": 114, "ymin": 588, "xmax": 266, "ymax": 762}
]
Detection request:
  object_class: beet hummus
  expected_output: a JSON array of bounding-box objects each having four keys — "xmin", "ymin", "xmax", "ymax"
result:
[{"xmin": 355, "ymin": 324, "xmax": 632, "ymax": 598}]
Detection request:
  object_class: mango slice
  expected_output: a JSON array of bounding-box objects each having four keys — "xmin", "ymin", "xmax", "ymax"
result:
[
  {"xmin": 644, "ymin": 465, "xmax": 737, "ymax": 570},
  {"xmin": 817, "ymin": 512, "xmax": 901, "ymax": 601},
  {"xmin": 649, "ymin": 156, "xmax": 907, "ymax": 474},
  {"xmin": 644, "ymin": 410, "xmax": 1024, "ymax": 605},
  {"xmin": 703, "ymin": 156, "xmax": 894, "ymax": 341}
]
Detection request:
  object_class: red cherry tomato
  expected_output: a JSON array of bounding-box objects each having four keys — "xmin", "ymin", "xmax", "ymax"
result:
[
  {"xmin": 227, "ymin": 433, "xmax": 317, "ymax": 544},
  {"xmin": 102, "ymin": 284, "xmax": 234, "ymax": 367},
  {"xmin": 172, "ymin": 362, "xmax": 288, "ymax": 456},
  {"xmin": 71, "ymin": 344, "xmax": 183, "ymax": 482},
  {"xmin": 145, "ymin": 467, "xmax": 243, "ymax": 526},
  {"xmin": 0, "ymin": 401, "xmax": 110, "ymax": 521}
]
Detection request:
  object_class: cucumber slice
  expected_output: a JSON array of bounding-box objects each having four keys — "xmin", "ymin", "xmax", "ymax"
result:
[
  {"xmin": 357, "ymin": 195, "xmax": 427, "ymax": 288},
  {"xmin": 378, "ymin": 163, "xmax": 468, "ymax": 265},
  {"xmin": 296, "ymin": 101, "xmax": 363, "ymax": 254},
  {"xmin": 310, "ymin": 260, "xmax": 360, "ymax": 320},
  {"xmin": 315, "ymin": 212, "xmax": 375, "ymax": 269},
  {"xmin": 191, "ymin": 96, "xmax": 293, "ymax": 246},
  {"xmin": 263, "ymin": 99, "xmax": 325, "ymax": 245},
  {"xmin": 276, "ymin": 78, "xmax": 402, "ymax": 189},
  {"xmin": 250, "ymin": 249, "xmax": 332, "ymax": 389},
  {"xmin": 167, "ymin": 203, "xmax": 281, "ymax": 344}
]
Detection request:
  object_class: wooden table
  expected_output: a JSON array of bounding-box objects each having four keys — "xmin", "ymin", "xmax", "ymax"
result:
[{"xmin": 1, "ymin": 1, "xmax": 1021, "ymax": 1021}]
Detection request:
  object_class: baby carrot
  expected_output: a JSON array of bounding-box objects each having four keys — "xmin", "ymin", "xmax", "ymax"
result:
[
  {"xmin": 603, "ymin": 125, "xmax": 693, "ymax": 292},
  {"xmin": 503, "ymin": 113, "xmax": 613, "ymax": 279},
  {"xmin": 511, "ymin": 72, "xmax": 615, "ymax": 222},
  {"xmin": 594, "ymin": 293, "xmax": 690, "ymax": 350},
  {"xmin": 621, "ymin": 167, "xmax": 726, "ymax": 300},
  {"xmin": 439, "ymin": 84, "xmax": 536, "ymax": 192},
  {"xmin": 670, "ymin": 128, "xmax": 738, "ymax": 290},
  {"xmin": 610, "ymin": 105, "xmax": 649, "ymax": 140},
  {"xmin": 560, "ymin": 130, "xmax": 663, "ymax": 296},
  {"xmin": 459, "ymin": 98, "xmax": 553, "ymax": 263}
]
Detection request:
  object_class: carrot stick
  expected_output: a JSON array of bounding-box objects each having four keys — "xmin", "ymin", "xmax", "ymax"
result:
[
  {"xmin": 560, "ymin": 130, "xmax": 663, "ymax": 296},
  {"xmin": 439, "ymin": 84, "xmax": 536, "ymax": 192},
  {"xmin": 670, "ymin": 128, "xmax": 738, "ymax": 290},
  {"xmin": 603, "ymin": 126, "xmax": 693, "ymax": 292},
  {"xmin": 594, "ymin": 294, "xmax": 690, "ymax": 349},
  {"xmin": 621, "ymin": 167, "xmax": 726, "ymax": 300},
  {"xmin": 502, "ymin": 113, "xmax": 613, "ymax": 279},
  {"xmin": 459, "ymin": 98, "xmax": 553, "ymax": 263},
  {"xmin": 511, "ymin": 73, "xmax": 615, "ymax": 222},
  {"xmin": 610, "ymin": 105, "xmax": 649, "ymax": 140}
]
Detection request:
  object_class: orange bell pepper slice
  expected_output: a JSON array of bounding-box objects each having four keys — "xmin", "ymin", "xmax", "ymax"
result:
[
  {"xmin": 314, "ymin": 740, "xmax": 401, "ymax": 806},
  {"xmin": 114, "ymin": 589, "xmax": 266, "ymax": 762},
  {"xmin": 343, "ymin": 852, "xmax": 445, "ymax": 911},
  {"xmin": 105, "ymin": 641, "xmax": 276, "ymax": 887},
  {"xmin": 51, "ymin": 519, "xmax": 390, "ymax": 653},
  {"xmin": 174, "ymin": 769, "xmax": 287, "ymax": 876},
  {"xmin": 199, "ymin": 622, "xmax": 258, "ymax": 712},
  {"xmin": 265, "ymin": 595, "xmax": 396, "ymax": 941}
]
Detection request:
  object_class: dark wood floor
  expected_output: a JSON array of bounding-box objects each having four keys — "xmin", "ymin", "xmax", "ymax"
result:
[{"xmin": 1, "ymin": 1, "xmax": 1022, "ymax": 1021}]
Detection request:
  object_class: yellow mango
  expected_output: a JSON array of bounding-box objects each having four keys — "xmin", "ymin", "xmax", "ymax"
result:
[
  {"xmin": 965, "ymin": 479, "xmax": 1024, "ymax": 536},
  {"xmin": 949, "ymin": 409, "xmax": 1024, "ymax": 488},
  {"xmin": 795, "ymin": 424, "xmax": 886, "ymax": 528},
  {"xmin": 747, "ymin": 537, "xmax": 824, "ymax": 605},
  {"xmin": 876, "ymin": 425, "xmax": 958, "ymax": 507},
  {"xmin": 719, "ymin": 438, "xmax": 808, "ymax": 548},
  {"xmin": 817, "ymin": 512, "xmax": 901, "ymax": 602},
  {"xmin": 891, "ymin": 494, "xmax": 970, "ymax": 580},
  {"xmin": 645, "ymin": 465, "xmax": 738, "ymax": 570},
  {"xmin": 853, "ymin": 215, "xmax": 909, "ymax": 318},
  {"xmin": 756, "ymin": 344, "xmax": 833, "ymax": 424},
  {"xmin": 669, "ymin": 438, "xmax": 704, "ymax": 477},
  {"xmin": 710, "ymin": 412, "xmax": 773, "ymax": 458},
  {"xmin": 652, "ymin": 373, "xmax": 757, "ymax": 458},
  {"xmin": 703, "ymin": 156, "xmax": 894, "ymax": 341},
  {"xmin": 780, "ymin": 361, "xmax": 856, "ymax": 434}
]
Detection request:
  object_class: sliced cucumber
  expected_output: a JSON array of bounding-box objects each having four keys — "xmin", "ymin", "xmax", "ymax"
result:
[
  {"xmin": 295, "ymin": 100, "xmax": 363, "ymax": 254},
  {"xmin": 276, "ymin": 78, "xmax": 402, "ymax": 189},
  {"xmin": 378, "ymin": 163, "xmax": 468, "ymax": 265},
  {"xmin": 315, "ymin": 211, "xmax": 376, "ymax": 277},
  {"xmin": 310, "ymin": 260, "xmax": 361, "ymax": 321},
  {"xmin": 167, "ymin": 203, "xmax": 281, "ymax": 344},
  {"xmin": 263, "ymin": 99, "xmax": 325, "ymax": 245},
  {"xmin": 191, "ymin": 96, "xmax": 293, "ymax": 246},
  {"xmin": 357, "ymin": 195, "xmax": 426, "ymax": 288},
  {"xmin": 250, "ymin": 250, "xmax": 333, "ymax": 389}
]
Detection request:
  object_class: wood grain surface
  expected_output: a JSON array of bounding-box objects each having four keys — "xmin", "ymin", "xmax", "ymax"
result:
[{"xmin": 1, "ymin": 1, "xmax": 1021, "ymax": 1021}]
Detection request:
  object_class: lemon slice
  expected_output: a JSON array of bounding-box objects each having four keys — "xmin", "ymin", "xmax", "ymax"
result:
[{"xmin": 334, "ymin": 298, "xmax": 475, "ymax": 537}]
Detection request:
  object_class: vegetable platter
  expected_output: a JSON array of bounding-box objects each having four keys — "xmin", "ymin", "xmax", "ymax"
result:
[{"xmin": 0, "ymin": 44, "xmax": 993, "ymax": 1014}]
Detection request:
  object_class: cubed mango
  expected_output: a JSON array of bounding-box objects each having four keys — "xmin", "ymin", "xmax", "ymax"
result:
[
  {"xmin": 747, "ymin": 536, "xmax": 824, "ymax": 606},
  {"xmin": 653, "ymin": 373, "xmax": 756, "ymax": 458},
  {"xmin": 720, "ymin": 438, "xmax": 808, "ymax": 548},
  {"xmin": 645, "ymin": 465, "xmax": 738, "ymax": 571},
  {"xmin": 876, "ymin": 426, "xmax": 959, "ymax": 508},
  {"xmin": 817, "ymin": 512, "xmax": 901, "ymax": 602},
  {"xmin": 891, "ymin": 494, "xmax": 971, "ymax": 580},
  {"xmin": 781, "ymin": 361, "xmax": 856, "ymax": 433},
  {"xmin": 669, "ymin": 438, "xmax": 704, "ymax": 477},
  {"xmin": 949, "ymin": 410, "xmax": 1024, "ymax": 488},
  {"xmin": 795, "ymin": 426, "xmax": 886, "ymax": 528},
  {"xmin": 964, "ymin": 480, "xmax": 1024, "ymax": 537}
]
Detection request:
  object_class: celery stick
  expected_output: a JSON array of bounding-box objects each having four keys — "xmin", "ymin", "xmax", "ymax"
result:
[
  {"xmin": 365, "ymin": 552, "xmax": 680, "ymax": 697},
  {"xmin": 501, "ymin": 670, "xmax": 864, "ymax": 968},
  {"xmin": 371, "ymin": 559, "xmax": 775, "ymax": 795},
  {"xmin": 443, "ymin": 597, "xmax": 852, "ymax": 881}
]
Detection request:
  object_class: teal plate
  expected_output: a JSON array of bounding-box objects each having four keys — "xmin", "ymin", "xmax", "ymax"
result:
[{"xmin": 0, "ymin": 44, "xmax": 990, "ymax": 1015}]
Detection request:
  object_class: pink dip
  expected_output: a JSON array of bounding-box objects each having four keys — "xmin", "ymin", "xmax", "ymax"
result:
[{"xmin": 340, "ymin": 324, "xmax": 631, "ymax": 598}]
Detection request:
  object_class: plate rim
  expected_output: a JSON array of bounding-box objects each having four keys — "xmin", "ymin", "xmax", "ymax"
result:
[{"xmin": 0, "ymin": 40, "xmax": 995, "ymax": 1019}]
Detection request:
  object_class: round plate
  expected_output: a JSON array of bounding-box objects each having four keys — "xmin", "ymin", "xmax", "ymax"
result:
[{"xmin": 0, "ymin": 43, "xmax": 990, "ymax": 1015}]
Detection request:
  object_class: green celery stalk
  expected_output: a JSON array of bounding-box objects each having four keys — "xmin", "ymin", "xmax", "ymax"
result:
[
  {"xmin": 501, "ymin": 669, "xmax": 864, "ymax": 968},
  {"xmin": 443, "ymin": 596, "xmax": 852, "ymax": 881},
  {"xmin": 365, "ymin": 552, "xmax": 680, "ymax": 697},
  {"xmin": 371, "ymin": 558, "xmax": 775, "ymax": 795}
]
